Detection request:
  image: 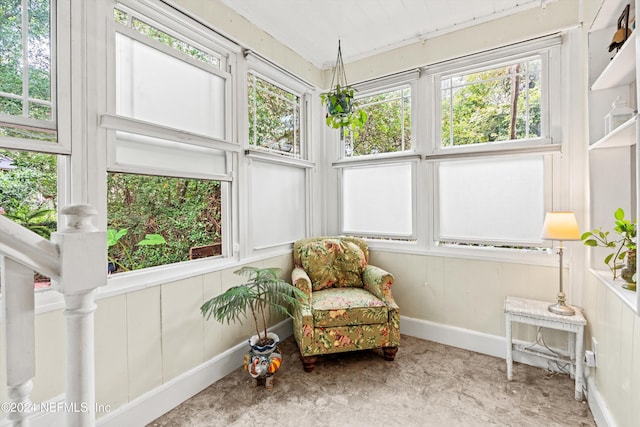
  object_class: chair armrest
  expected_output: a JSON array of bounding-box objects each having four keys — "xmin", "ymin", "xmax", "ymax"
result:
[
  {"xmin": 363, "ymin": 265, "xmax": 399, "ymax": 310},
  {"xmin": 291, "ymin": 267, "xmax": 315, "ymax": 347},
  {"xmin": 292, "ymin": 267, "xmax": 312, "ymax": 299}
]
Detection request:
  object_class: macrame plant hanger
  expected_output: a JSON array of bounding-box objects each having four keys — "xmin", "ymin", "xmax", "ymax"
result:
[{"xmin": 330, "ymin": 40, "xmax": 348, "ymax": 92}]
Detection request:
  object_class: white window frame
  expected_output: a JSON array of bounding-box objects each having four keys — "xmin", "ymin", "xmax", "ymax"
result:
[
  {"xmin": 337, "ymin": 157, "xmax": 419, "ymax": 241},
  {"xmin": 334, "ymin": 71, "xmax": 420, "ymax": 242},
  {"xmin": 101, "ymin": 0, "xmax": 241, "ymax": 284},
  {"xmin": 425, "ymin": 35, "xmax": 563, "ymax": 257},
  {"xmin": 0, "ymin": 0, "xmax": 70, "ymax": 156},
  {"xmin": 336, "ymin": 70, "xmax": 420, "ymax": 163},
  {"xmin": 243, "ymin": 52, "xmax": 315, "ymax": 254},
  {"xmin": 343, "ymin": 83, "xmax": 413, "ymax": 159},
  {"xmin": 244, "ymin": 51, "xmax": 313, "ymax": 163}
]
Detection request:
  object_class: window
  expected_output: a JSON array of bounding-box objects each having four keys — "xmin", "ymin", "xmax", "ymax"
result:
[
  {"xmin": 104, "ymin": 4, "xmax": 236, "ymax": 271},
  {"xmin": 430, "ymin": 37, "xmax": 560, "ymax": 249},
  {"xmin": 107, "ymin": 173, "xmax": 221, "ymax": 272},
  {"xmin": 345, "ymin": 85, "xmax": 411, "ymax": 157},
  {"xmin": 0, "ymin": 0, "xmax": 56, "ymax": 142},
  {"xmin": 248, "ymin": 72, "xmax": 301, "ymax": 158},
  {"xmin": 440, "ymin": 57, "xmax": 541, "ymax": 147},
  {"xmin": 341, "ymin": 161, "xmax": 415, "ymax": 239},
  {"xmin": 0, "ymin": 0, "xmax": 59, "ymax": 292},
  {"xmin": 336, "ymin": 75, "xmax": 417, "ymax": 241},
  {"xmin": 436, "ymin": 156, "xmax": 545, "ymax": 246}
]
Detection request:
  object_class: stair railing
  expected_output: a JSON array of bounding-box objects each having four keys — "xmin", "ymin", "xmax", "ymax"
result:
[{"xmin": 1, "ymin": 204, "xmax": 106, "ymax": 427}]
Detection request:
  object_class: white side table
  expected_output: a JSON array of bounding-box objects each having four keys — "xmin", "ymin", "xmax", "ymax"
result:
[{"xmin": 504, "ymin": 296, "xmax": 587, "ymax": 401}]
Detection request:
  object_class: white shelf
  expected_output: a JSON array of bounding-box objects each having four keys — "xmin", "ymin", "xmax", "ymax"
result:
[
  {"xmin": 589, "ymin": 114, "xmax": 638, "ymax": 150},
  {"xmin": 590, "ymin": 268, "xmax": 638, "ymax": 313},
  {"xmin": 591, "ymin": 31, "xmax": 636, "ymax": 91}
]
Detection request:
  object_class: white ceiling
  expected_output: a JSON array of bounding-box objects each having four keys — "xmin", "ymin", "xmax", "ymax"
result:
[{"xmin": 223, "ymin": 0, "xmax": 552, "ymax": 69}]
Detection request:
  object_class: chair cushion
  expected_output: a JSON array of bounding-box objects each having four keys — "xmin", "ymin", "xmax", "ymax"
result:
[
  {"xmin": 311, "ymin": 288, "xmax": 388, "ymax": 327},
  {"xmin": 297, "ymin": 238, "xmax": 367, "ymax": 291}
]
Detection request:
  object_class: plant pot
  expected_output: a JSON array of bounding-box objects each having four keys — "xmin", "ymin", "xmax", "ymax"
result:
[
  {"xmin": 244, "ymin": 332, "xmax": 282, "ymax": 389},
  {"xmin": 621, "ymin": 249, "xmax": 636, "ymax": 291},
  {"xmin": 248, "ymin": 331, "xmax": 280, "ymax": 354},
  {"xmin": 327, "ymin": 93, "xmax": 353, "ymax": 117}
]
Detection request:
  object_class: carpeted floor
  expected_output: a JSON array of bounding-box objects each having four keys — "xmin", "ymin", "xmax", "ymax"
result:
[{"xmin": 148, "ymin": 335, "xmax": 595, "ymax": 427}]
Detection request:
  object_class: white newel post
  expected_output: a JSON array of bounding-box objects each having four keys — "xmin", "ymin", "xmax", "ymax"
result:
[
  {"xmin": 1, "ymin": 257, "xmax": 36, "ymax": 427},
  {"xmin": 51, "ymin": 204, "xmax": 106, "ymax": 427}
]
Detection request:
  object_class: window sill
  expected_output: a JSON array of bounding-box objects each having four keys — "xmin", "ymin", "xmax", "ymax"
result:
[
  {"xmin": 365, "ymin": 238, "xmax": 560, "ymax": 268},
  {"xmin": 590, "ymin": 268, "xmax": 638, "ymax": 313}
]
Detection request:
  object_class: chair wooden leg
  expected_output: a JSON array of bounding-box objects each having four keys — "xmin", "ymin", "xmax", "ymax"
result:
[
  {"xmin": 382, "ymin": 347, "xmax": 398, "ymax": 361},
  {"xmin": 301, "ymin": 356, "xmax": 318, "ymax": 372}
]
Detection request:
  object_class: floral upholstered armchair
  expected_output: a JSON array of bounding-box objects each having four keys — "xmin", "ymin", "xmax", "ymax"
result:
[{"xmin": 291, "ymin": 236, "xmax": 400, "ymax": 372}]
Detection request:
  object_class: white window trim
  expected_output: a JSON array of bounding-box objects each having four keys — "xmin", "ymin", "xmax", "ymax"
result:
[
  {"xmin": 0, "ymin": 0, "xmax": 67, "ymax": 153},
  {"xmin": 333, "ymin": 71, "xmax": 420, "ymax": 241},
  {"xmin": 429, "ymin": 49, "xmax": 561, "ymax": 154},
  {"xmin": 245, "ymin": 53, "xmax": 313, "ymax": 162},
  {"xmin": 336, "ymin": 77, "xmax": 418, "ymax": 161},
  {"xmin": 424, "ymin": 36, "xmax": 565, "ymax": 259},
  {"xmin": 338, "ymin": 158, "xmax": 419, "ymax": 241},
  {"xmin": 100, "ymin": 0, "xmax": 241, "ymax": 282}
]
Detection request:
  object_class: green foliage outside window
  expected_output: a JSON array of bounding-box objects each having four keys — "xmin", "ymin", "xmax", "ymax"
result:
[
  {"xmin": 441, "ymin": 58, "xmax": 541, "ymax": 146},
  {"xmin": 347, "ymin": 87, "xmax": 411, "ymax": 157},
  {"xmin": 0, "ymin": 149, "xmax": 57, "ymax": 238},
  {"xmin": 107, "ymin": 173, "xmax": 222, "ymax": 272},
  {"xmin": 248, "ymin": 73, "xmax": 300, "ymax": 156}
]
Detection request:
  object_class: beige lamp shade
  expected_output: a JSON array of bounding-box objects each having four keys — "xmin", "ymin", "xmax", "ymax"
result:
[{"xmin": 541, "ymin": 212, "xmax": 581, "ymax": 241}]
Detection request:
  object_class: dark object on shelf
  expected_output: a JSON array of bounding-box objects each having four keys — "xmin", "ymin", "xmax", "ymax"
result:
[{"xmin": 609, "ymin": 4, "xmax": 632, "ymax": 53}]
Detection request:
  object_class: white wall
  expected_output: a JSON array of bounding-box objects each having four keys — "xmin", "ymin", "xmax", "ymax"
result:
[
  {"xmin": 0, "ymin": 254, "xmax": 293, "ymax": 418},
  {"xmin": 584, "ymin": 273, "xmax": 640, "ymax": 427}
]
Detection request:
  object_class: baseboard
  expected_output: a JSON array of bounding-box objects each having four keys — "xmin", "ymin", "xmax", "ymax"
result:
[
  {"xmin": 586, "ymin": 374, "xmax": 614, "ymax": 427},
  {"xmin": 98, "ymin": 319, "xmax": 293, "ymax": 427},
  {"xmin": 16, "ymin": 320, "xmax": 292, "ymax": 427},
  {"xmin": 400, "ymin": 316, "xmax": 574, "ymax": 374}
]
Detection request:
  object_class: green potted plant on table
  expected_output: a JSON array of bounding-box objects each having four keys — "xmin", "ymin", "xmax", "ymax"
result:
[
  {"xmin": 200, "ymin": 266, "xmax": 305, "ymax": 388},
  {"xmin": 581, "ymin": 208, "xmax": 637, "ymax": 290}
]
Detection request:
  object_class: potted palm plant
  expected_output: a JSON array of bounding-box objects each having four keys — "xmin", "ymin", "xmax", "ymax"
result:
[
  {"xmin": 581, "ymin": 207, "xmax": 637, "ymax": 290},
  {"xmin": 200, "ymin": 266, "xmax": 305, "ymax": 387}
]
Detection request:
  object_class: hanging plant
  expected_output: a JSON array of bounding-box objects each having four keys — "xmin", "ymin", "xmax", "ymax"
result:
[{"xmin": 320, "ymin": 41, "xmax": 368, "ymax": 137}]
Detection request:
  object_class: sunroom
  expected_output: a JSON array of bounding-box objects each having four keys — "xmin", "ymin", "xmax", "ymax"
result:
[{"xmin": 0, "ymin": 0, "xmax": 638, "ymax": 426}]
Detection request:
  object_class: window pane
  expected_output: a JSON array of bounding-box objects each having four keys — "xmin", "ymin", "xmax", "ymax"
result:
[
  {"xmin": 347, "ymin": 87, "xmax": 411, "ymax": 157},
  {"xmin": 250, "ymin": 161, "xmax": 305, "ymax": 247},
  {"xmin": 113, "ymin": 8, "xmax": 221, "ymax": 69},
  {"xmin": 441, "ymin": 58, "xmax": 541, "ymax": 147},
  {"xmin": 116, "ymin": 33, "xmax": 226, "ymax": 139},
  {"xmin": 342, "ymin": 162, "xmax": 413, "ymax": 237},
  {"xmin": 0, "ymin": 0, "xmax": 55, "ymax": 140},
  {"xmin": 107, "ymin": 173, "xmax": 222, "ymax": 272},
  {"xmin": 248, "ymin": 74, "xmax": 301, "ymax": 157},
  {"xmin": 437, "ymin": 156, "xmax": 544, "ymax": 244}
]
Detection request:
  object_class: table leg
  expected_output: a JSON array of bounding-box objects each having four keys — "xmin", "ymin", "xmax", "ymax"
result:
[
  {"xmin": 569, "ymin": 330, "xmax": 576, "ymax": 380},
  {"xmin": 506, "ymin": 315, "xmax": 513, "ymax": 381},
  {"xmin": 574, "ymin": 326, "xmax": 584, "ymax": 401}
]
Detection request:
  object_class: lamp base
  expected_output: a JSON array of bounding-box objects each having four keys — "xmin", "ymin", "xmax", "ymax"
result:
[{"xmin": 548, "ymin": 302, "xmax": 575, "ymax": 316}]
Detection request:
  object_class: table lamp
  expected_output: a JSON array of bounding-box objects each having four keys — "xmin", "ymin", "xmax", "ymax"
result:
[{"xmin": 541, "ymin": 212, "xmax": 581, "ymax": 316}]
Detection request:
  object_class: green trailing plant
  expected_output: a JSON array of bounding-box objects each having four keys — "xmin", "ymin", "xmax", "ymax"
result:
[
  {"xmin": 320, "ymin": 84, "xmax": 368, "ymax": 137},
  {"xmin": 581, "ymin": 208, "xmax": 636, "ymax": 278},
  {"xmin": 107, "ymin": 228, "xmax": 167, "ymax": 272},
  {"xmin": 321, "ymin": 41, "xmax": 368, "ymax": 138},
  {"xmin": 200, "ymin": 266, "xmax": 306, "ymax": 346}
]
